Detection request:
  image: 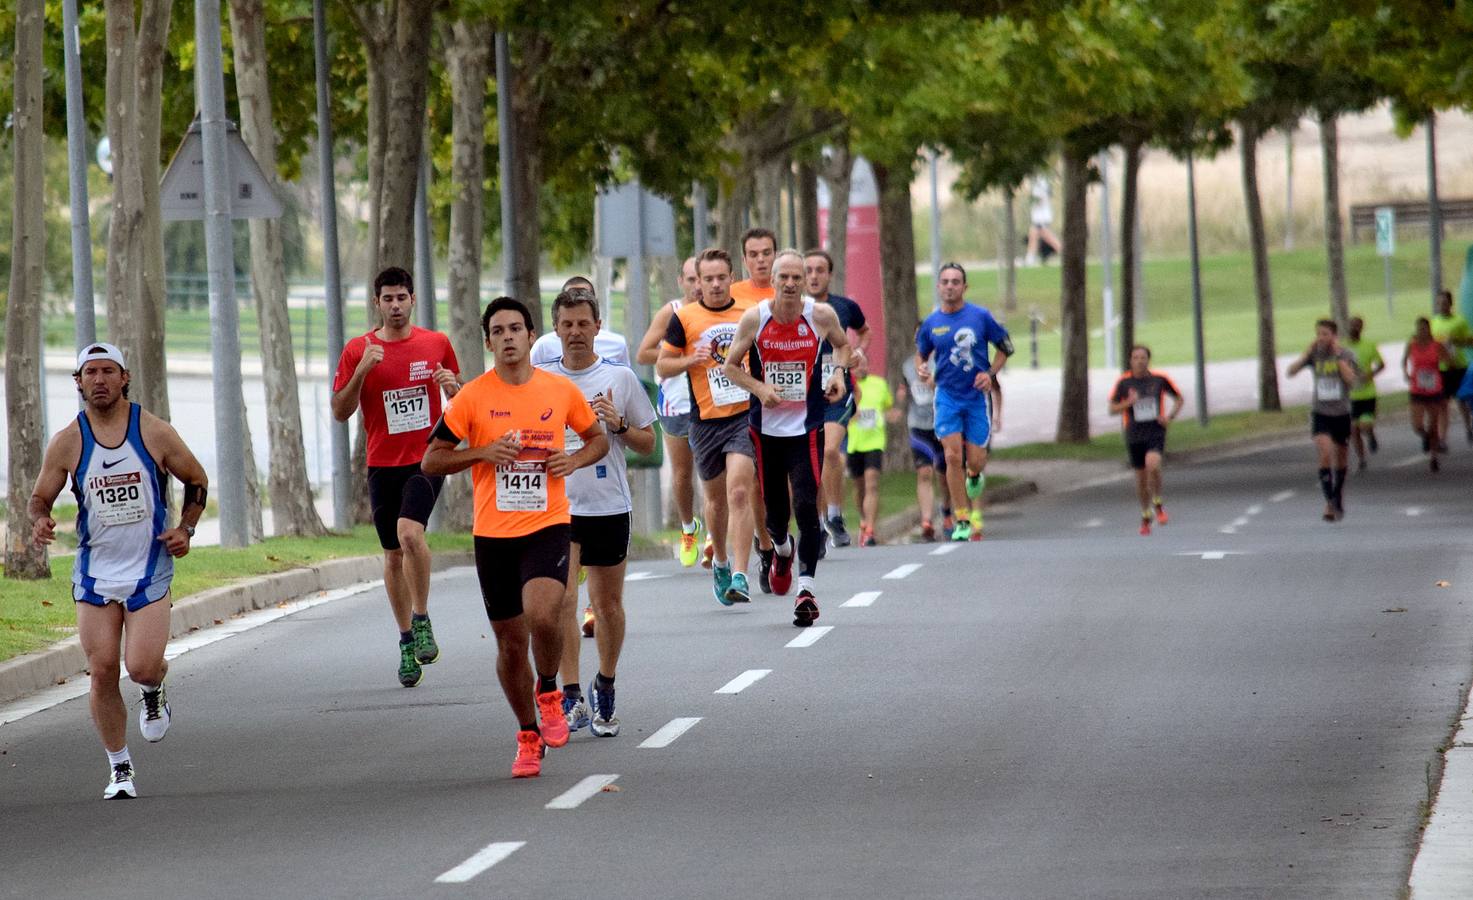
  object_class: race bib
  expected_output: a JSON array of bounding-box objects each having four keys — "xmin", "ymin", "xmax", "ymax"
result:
[
  {"xmin": 855, "ymin": 408, "xmax": 878, "ymax": 430},
  {"xmin": 564, "ymin": 426, "xmax": 584, "ymax": 455},
  {"xmin": 1132, "ymin": 396, "xmax": 1159, "ymax": 422},
  {"xmin": 383, "ymin": 385, "xmax": 431, "ymax": 434},
  {"xmin": 765, "ymin": 361, "xmax": 808, "ymax": 402},
  {"xmin": 1415, "ymin": 369, "xmax": 1441, "ymax": 392},
  {"xmin": 1315, "ymin": 376, "xmax": 1344, "ymax": 402},
  {"xmin": 706, "ymin": 366, "xmax": 748, "ymax": 407},
  {"xmin": 88, "ymin": 472, "xmax": 147, "ymax": 526},
  {"xmin": 820, "ymin": 353, "xmax": 835, "ymax": 385},
  {"xmin": 495, "ymin": 461, "xmax": 548, "ymax": 512}
]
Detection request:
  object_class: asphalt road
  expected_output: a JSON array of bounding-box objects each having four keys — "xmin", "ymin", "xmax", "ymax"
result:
[{"xmin": 2, "ymin": 426, "xmax": 1471, "ymax": 899}]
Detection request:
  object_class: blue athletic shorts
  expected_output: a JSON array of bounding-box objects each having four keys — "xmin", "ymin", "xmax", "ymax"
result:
[
  {"xmin": 934, "ymin": 389, "xmax": 991, "ymax": 447},
  {"xmin": 823, "ymin": 394, "xmax": 855, "ymax": 426}
]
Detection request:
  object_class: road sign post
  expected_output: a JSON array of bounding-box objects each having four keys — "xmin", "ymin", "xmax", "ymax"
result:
[{"xmin": 1376, "ymin": 206, "xmax": 1395, "ymax": 317}]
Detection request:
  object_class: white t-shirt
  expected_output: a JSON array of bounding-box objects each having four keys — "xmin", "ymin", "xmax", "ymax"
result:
[
  {"xmin": 530, "ymin": 329, "xmax": 631, "ymax": 368},
  {"xmin": 534, "ymin": 356, "xmax": 656, "ymax": 516}
]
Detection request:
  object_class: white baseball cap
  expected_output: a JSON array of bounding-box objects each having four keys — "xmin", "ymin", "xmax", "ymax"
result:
[{"xmin": 75, "ymin": 342, "xmax": 127, "ymax": 372}]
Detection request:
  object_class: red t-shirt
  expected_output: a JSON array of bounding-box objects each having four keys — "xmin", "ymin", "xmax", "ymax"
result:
[{"xmin": 333, "ymin": 327, "xmax": 460, "ymax": 467}]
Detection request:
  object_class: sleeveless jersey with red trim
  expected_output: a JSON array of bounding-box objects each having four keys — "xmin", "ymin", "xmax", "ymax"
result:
[{"xmin": 747, "ymin": 299, "xmax": 825, "ymax": 437}]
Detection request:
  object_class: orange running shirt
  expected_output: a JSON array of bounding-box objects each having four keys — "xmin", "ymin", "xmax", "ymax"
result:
[
  {"xmin": 663, "ymin": 299, "xmax": 750, "ymax": 421},
  {"xmin": 730, "ymin": 280, "xmax": 774, "ymax": 306},
  {"xmin": 438, "ymin": 368, "xmax": 597, "ymax": 538}
]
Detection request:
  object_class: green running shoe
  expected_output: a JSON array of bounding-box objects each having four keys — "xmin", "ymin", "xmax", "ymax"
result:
[
  {"xmin": 679, "ymin": 517, "xmax": 704, "ymax": 567},
  {"xmin": 725, "ymin": 572, "xmax": 752, "ymax": 605},
  {"xmin": 965, "ymin": 473, "xmax": 983, "ymax": 501},
  {"xmin": 411, "ymin": 617, "xmax": 440, "ymax": 665},
  {"xmin": 398, "ymin": 641, "xmax": 423, "ymax": 687},
  {"xmin": 713, "ymin": 563, "xmax": 734, "ymax": 606},
  {"xmin": 950, "ymin": 521, "xmax": 972, "ymax": 542}
]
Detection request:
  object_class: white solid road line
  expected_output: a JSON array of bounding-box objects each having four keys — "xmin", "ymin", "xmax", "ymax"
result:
[
  {"xmin": 883, "ymin": 563, "xmax": 923, "ymax": 580},
  {"xmin": 1406, "ymin": 507, "xmax": 1424, "ymax": 517},
  {"xmin": 715, "ymin": 669, "xmax": 772, "ymax": 694},
  {"xmin": 546, "ymin": 774, "xmax": 620, "ymax": 810},
  {"xmin": 435, "ymin": 842, "xmax": 526, "ymax": 883},
  {"xmin": 929, "ymin": 544, "xmax": 959, "ymax": 556},
  {"xmin": 1219, "ymin": 526, "xmax": 1237, "ymax": 534},
  {"xmin": 624, "ymin": 571, "xmax": 670, "ymax": 582},
  {"xmin": 842, "ymin": 591, "xmax": 883, "ymax": 608},
  {"xmin": 1201, "ymin": 552, "xmax": 1227, "ymax": 561},
  {"xmin": 786, "ymin": 625, "xmax": 834, "ymax": 648},
  {"xmin": 1080, "ymin": 517, "xmax": 1104, "ymax": 528},
  {"xmin": 1176, "ymin": 551, "xmax": 1239, "ymax": 560},
  {"xmin": 1392, "ymin": 454, "xmax": 1425, "ymax": 469},
  {"xmin": 1270, "ymin": 490, "xmax": 1295, "ymax": 503},
  {"xmin": 639, "ymin": 717, "xmax": 702, "ymax": 748}
]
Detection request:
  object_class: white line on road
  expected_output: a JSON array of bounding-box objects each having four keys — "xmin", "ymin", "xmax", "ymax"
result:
[
  {"xmin": 929, "ymin": 544, "xmax": 959, "ymax": 556},
  {"xmin": 842, "ymin": 591, "xmax": 883, "ymax": 608},
  {"xmin": 883, "ymin": 563, "xmax": 922, "ymax": 580},
  {"xmin": 1246, "ymin": 505, "xmax": 1263, "ymax": 516},
  {"xmin": 1392, "ymin": 454, "xmax": 1425, "ymax": 469},
  {"xmin": 1078, "ymin": 518, "xmax": 1103, "ymax": 528},
  {"xmin": 624, "ymin": 571, "xmax": 670, "ymax": 582},
  {"xmin": 546, "ymin": 775, "xmax": 619, "ymax": 810},
  {"xmin": 1201, "ymin": 552, "xmax": 1226, "ymax": 560},
  {"xmin": 639, "ymin": 717, "xmax": 702, "ymax": 748},
  {"xmin": 1176, "ymin": 551, "xmax": 1240, "ymax": 560},
  {"xmin": 435, "ymin": 842, "xmax": 526, "ymax": 883},
  {"xmin": 1232, "ymin": 517, "xmax": 1250, "ymax": 527},
  {"xmin": 715, "ymin": 669, "xmax": 771, "ymax": 694},
  {"xmin": 1270, "ymin": 490, "xmax": 1295, "ymax": 503},
  {"xmin": 1219, "ymin": 526, "xmax": 1237, "ymax": 534},
  {"xmin": 1406, "ymin": 507, "xmax": 1424, "ymax": 517},
  {"xmin": 786, "ymin": 626, "xmax": 834, "ymax": 648}
]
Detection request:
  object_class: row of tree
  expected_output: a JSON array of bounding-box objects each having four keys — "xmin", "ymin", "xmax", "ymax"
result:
[{"xmin": 5, "ymin": 1, "xmax": 1472, "ymax": 577}]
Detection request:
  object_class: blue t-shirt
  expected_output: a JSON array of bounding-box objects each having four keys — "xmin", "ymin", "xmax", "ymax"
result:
[{"xmin": 916, "ymin": 304, "xmax": 1011, "ymax": 399}]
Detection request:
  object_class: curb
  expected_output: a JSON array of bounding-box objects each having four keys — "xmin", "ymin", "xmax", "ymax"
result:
[
  {"xmin": 0, "ymin": 550, "xmax": 474, "ymax": 708},
  {"xmin": 873, "ymin": 480, "xmax": 1040, "ymax": 545}
]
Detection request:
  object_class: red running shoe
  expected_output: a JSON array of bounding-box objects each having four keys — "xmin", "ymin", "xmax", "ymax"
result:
[
  {"xmin": 1139, "ymin": 518, "xmax": 1151, "ymax": 536},
  {"xmin": 512, "ymin": 730, "xmax": 544, "ymax": 778},
  {"xmin": 536, "ymin": 690, "xmax": 570, "ymax": 748},
  {"xmin": 769, "ymin": 542, "xmax": 794, "ymax": 596},
  {"xmin": 793, "ymin": 589, "xmax": 820, "ymax": 627},
  {"xmin": 1155, "ymin": 504, "xmax": 1169, "ymax": 526}
]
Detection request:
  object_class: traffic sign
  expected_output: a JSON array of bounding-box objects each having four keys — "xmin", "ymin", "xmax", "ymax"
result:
[
  {"xmin": 1375, "ymin": 206, "xmax": 1395, "ymax": 257},
  {"xmin": 595, "ymin": 182, "xmax": 676, "ymax": 258},
  {"xmin": 159, "ymin": 117, "xmax": 282, "ymax": 221}
]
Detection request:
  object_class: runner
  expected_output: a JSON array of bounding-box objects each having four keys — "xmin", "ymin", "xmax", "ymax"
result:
[
  {"xmin": 1107, "ymin": 345, "xmax": 1183, "ymax": 535},
  {"xmin": 1286, "ymin": 319, "xmax": 1360, "ymax": 521},
  {"xmin": 898, "ymin": 334, "xmax": 953, "ymax": 542},
  {"xmin": 28, "ymin": 343, "xmax": 209, "ymax": 799},
  {"xmin": 331, "ymin": 267, "xmax": 460, "ymax": 687},
  {"xmin": 723, "ymin": 250, "xmax": 851, "ymax": 626},
  {"xmin": 731, "ymin": 227, "xmax": 777, "ymax": 306},
  {"xmin": 1345, "ymin": 316, "xmax": 1385, "ymax": 470},
  {"xmin": 1403, "ymin": 317, "xmax": 1455, "ymax": 473},
  {"xmin": 657, "ymin": 248, "xmax": 760, "ymax": 606},
  {"xmin": 1430, "ymin": 289, "xmax": 1473, "ymax": 447},
  {"xmin": 916, "ymin": 263, "xmax": 1013, "ymax": 541},
  {"xmin": 636, "ymin": 257, "xmax": 707, "ymax": 568},
  {"xmin": 538, "ymin": 288, "xmax": 657, "ymax": 736},
  {"xmin": 530, "ymin": 276, "xmax": 632, "ymax": 367},
  {"xmin": 422, "ymin": 297, "xmax": 609, "ymax": 778},
  {"xmin": 846, "ymin": 355, "xmax": 894, "ymax": 547},
  {"xmin": 804, "ymin": 248, "xmax": 871, "ymax": 551}
]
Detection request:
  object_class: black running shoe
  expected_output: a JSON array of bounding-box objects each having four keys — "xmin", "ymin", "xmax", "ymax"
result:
[
  {"xmin": 1368, "ymin": 433, "xmax": 1379, "ymax": 453},
  {"xmin": 793, "ymin": 589, "xmax": 820, "ymax": 628},
  {"xmin": 826, "ymin": 515, "xmax": 851, "ymax": 548},
  {"xmin": 755, "ymin": 537, "xmax": 774, "ymax": 594}
]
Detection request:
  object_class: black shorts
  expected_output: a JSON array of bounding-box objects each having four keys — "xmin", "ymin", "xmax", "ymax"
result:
[
  {"xmin": 1410, "ymin": 393, "xmax": 1443, "ymax": 408},
  {"xmin": 846, "ymin": 449, "xmax": 884, "ymax": 479},
  {"xmin": 367, "ymin": 463, "xmax": 444, "ymax": 550},
  {"xmin": 571, "ymin": 512, "xmax": 632, "ymax": 568},
  {"xmin": 909, "ymin": 428, "xmax": 947, "ymax": 472},
  {"xmin": 1349, "ymin": 398, "xmax": 1377, "ymax": 421},
  {"xmin": 473, "ymin": 525, "xmax": 571, "ymax": 622},
  {"xmin": 688, "ymin": 414, "xmax": 755, "ymax": 482},
  {"xmin": 1126, "ymin": 433, "xmax": 1166, "ymax": 470},
  {"xmin": 1311, "ymin": 412, "xmax": 1352, "ymax": 447},
  {"xmin": 1445, "ymin": 368, "xmax": 1468, "ymax": 400}
]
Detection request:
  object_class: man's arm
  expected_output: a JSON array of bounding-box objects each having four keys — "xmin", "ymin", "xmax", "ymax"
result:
[
  {"xmin": 721, "ymin": 308, "xmax": 773, "ymax": 402},
  {"xmin": 637, "ymin": 302, "xmax": 676, "ymax": 366},
  {"xmin": 1286, "ymin": 345, "xmax": 1313, "ymax": 377},
  {"xmin": 331, "ymin": 340, "xmax": 379, "ymax": 422},
  {"xmin": 146, "ymin": 415, "xmax": 209, "ymax": 558},
  {"xmin": 28, "ymin": 427, "xmax": 78, "ymax": 548},
  {"xmin": 814, "ymin": 304, "xmax": 852, "ymax": 400}
]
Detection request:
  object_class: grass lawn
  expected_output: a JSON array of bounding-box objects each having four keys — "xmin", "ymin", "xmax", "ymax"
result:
[{"xmin": 0, "ymin": 526, "xmax": 473, "ymax": 663}]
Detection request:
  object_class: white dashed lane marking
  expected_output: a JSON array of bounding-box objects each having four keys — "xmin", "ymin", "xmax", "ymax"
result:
[
  {"xmin": 841, "ymin": 591, "xmax": 882, "ymax": 608},
  {"xmin": 785, "ymin": 626, "xmax": 834, "ymax": 648},
  {"xmin": 1270, "ymin": 490, "xmax": 1296, "ymax": 503},
  {"xmin": 929, "ymin": 544, "xmax": 959, "ymax": 556},
  {"xmin": 1406, "ymin": 507, "xmax": 1424, "ymax": 517},
  {"xmin": 435, "ymin": 842, "xmax": 526, "ymax": 883},
  {"xmin": 883, "ymin": 563, "xmax": 923, "ymax": 580},
  {"xmin": 715, "ymin": 669, "xmax": 771, "ymax": 694},
  {"xmin": 545, "ymin": 775, "xmax": 620, "ymax": 810},
  {"xmin": 639, "ymin": 717, "xmax": 702, "ymax": 748}
]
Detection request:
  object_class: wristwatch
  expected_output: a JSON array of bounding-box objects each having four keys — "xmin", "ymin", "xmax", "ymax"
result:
[
  {"xmin": 183, "ymin": 524, "xmax": 196, "ymax": 538},
  {"xmin": 612, "ymin": 417, "xmax": 629, "ymax": 435}
]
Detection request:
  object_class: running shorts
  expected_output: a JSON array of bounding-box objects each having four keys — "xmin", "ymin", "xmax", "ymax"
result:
[
  {"xmin": 688, "ymin": 414, "xmax": 755, "ymax": 482},
  {"xmin": 474, "ymin": 525, "xmax": 571, "ymax": 622},
  {"xmin": 909, "ymin": 428, "xmax": 947, "ymax": 472},
  {"xmin": 1445, "ymin": 368, "xmax": 1468, "ymax": 401},
  {"xmin": 1126, "ymin": 434, "xmax": 1166, "ymax": 470},
  {"xmin": 658, "ymin": 411, "xmax": 691, "ymax": 439},
  {"xmin": 367, "ymin": 463, "xmax": 444, "ymax": 550},
  {"xmin": 823, "ymin": 394, "xmax": 855, "ymax": 426},
  {"xmin": 1310, "ymin": 412, "xmax": 1352, "ymax": 447},
  {"xmin": 934, "ymin": 390, "xmax": 992, "ymax": 447},
  {"xmin": 846, "ymin": 449, "xmax": 884, "ymax": 479},
  {"xmin": 571, "ymin": 512, "xmax": 632, "ymax": 568},
  {"xmin": 73, "ymin": 579, "xmax": 171, "ymax": 613},
  {"xmin": 1349, "ymin": 398, "xmax": 1377, "ymax": 422}
]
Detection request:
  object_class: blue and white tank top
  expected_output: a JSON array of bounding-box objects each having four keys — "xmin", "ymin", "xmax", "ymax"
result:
[
  {"xmin": 71, "ymin": 403, "xmax": 173, "ymax": 604},
  {"xmin": 655, "ymin": 299, "xmax": 691, "ymax": 417}
]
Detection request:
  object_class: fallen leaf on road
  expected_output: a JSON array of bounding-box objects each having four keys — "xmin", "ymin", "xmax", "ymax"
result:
[
  {"xmin": 1435, "ymin": 580, "xmax": 1451, "ymax": 588},
  {"xmin": 214, "ymin": 618, "xmax": 224, "ymax": 625},
  {"xmin": 1383, "ymin": 608, "xmax": 1407, "ymax": 614},
  {"xmin": 277, "ymin": 602, "xmax": 288, "ymax": 609},
  {"xmin": 40, "ymin": 600, "xmax": 52, "ymax": 607},
  {"xmin": 601, "ymin": 784, "xmax": 622, "ymax": 793}
]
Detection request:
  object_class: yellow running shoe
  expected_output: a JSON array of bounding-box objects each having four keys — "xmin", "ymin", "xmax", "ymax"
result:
[{"xmin": 679, "ymin": 518, "xmax": 704, "ymax": 567}]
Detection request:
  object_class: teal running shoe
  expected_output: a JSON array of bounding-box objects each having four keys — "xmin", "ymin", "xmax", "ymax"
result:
[
  {"xmin": 725, "ymin": 572, "xmax": 752, "ymax": 605},
  {"xmin": 713, "ymin": 563, "xmax": 734, "ymax": 606}
]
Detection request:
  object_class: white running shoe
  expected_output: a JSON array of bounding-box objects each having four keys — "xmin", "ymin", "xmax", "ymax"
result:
[
  {"xmin": 139, "ymin": 684, "xmax": 171, "ymax": 742},
  {"xmin": 589, "ymin": 679, "xmax": 620, "ymax": 737},
  {"xmin": 564, "ymin": 694, "xmax": 592, "ymax": 733},
  {"xmin": 103, "ymin": 762, "xmax": 136, "ymax": 799}
]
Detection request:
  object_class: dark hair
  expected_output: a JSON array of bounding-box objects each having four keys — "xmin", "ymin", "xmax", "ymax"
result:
[
  {"xmin": 553, "ymin": 288, "xmax": 600, "ymax": 324},
  {"xmin": 1130, "ymin": 344, "xmax": 1151, "ymax": 359},
  {"xmin": 561, "ymin": 275, "xmax": 595, "ymax": 293},
  {"xmin": 482, "ymin": 296, "xmax": 534, "ymax": 339},
  {"xmin": 939, "ymin": 262, "xmax": 967, "ymax": 284},
  {"xmin": 803, "ymin": 248, "xmax": 834, "ymax": 273},
  {"xmin": 374, "ymin": 266, "xmax": 414, "ymax": 298},
  {"xmin": 1315, "ymin": 318, "xmax": 1338, "ymax": 334},
  {"xmin": 697, "ymin": 247, "xmax": 733, "ymax": 274},
  {"xmin": 741, "ymin": 228, "xmax": 777, "ymax": 254}
]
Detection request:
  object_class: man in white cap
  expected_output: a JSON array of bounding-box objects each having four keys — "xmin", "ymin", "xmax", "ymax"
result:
[{"xmin": 29, "ymin": 342, "xmax": 210, "ymax": 799}]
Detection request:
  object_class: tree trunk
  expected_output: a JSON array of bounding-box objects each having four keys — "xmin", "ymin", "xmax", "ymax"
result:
[
  {"xmin": 1319, "ymin": 111, "xmax": 1349, "ymax": 331},
  {"xmin": 754, "ymin": 156, "xmax": 786, "ymax": 234},
  {"xmin": 715, "ymin": 167, "xmax": 752, "ymax": 267},
  {"xmin": 440, "ymin": 17, "xmax": 492, "ymax": 532},
  {"xmin": 873, "ymin": 158, "xmax": 921, "ymax": 472},
  {"xmin": 230, "ymin": 0, "xmax": 326, "ymax": 536},
  {"xmin": 795, "ymin": 160, "xmax": 820, "ymax": 250},
  {"xmin": 819, "ymin": 139, "xmax": 852, "ymax": 295},
  {"xmin": 5, "ymin": 0, "xmax": 50, "ymax": 579},
  {"xmin": 509, "ymin": 73, "xmax": 544, "ymax": 332},
  {"xmin": 1000, "ymin": 184, "xmax": 1017, "ymax": 312},
  {"xmin": 1056, "ymin": 148, "xmax": 1090, "ymax": 444},
  {"xmin": 1240, "ymin": 120, "xmax": 1281, "ymax": 412},
  {"xmin": 375, "ymin": 0, "xmax": 435, "ymax": 276},
  {"xmin": 104, "ymin": 0, "xmax": 145, "ymax": 373},
  {"xmin": 1119, "ymin": 138, "xmax": 1141, "ymax": 365},
  {"xmin": 132, "ymin": 0, "xmax": 172, "ymax": 422}
]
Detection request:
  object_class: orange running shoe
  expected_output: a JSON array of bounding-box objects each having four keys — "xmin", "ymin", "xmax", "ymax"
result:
[
  {"xmin": 581, "ymin": 606, "xmax": 596, "ymax": 638},
  {"xmin": 512, "ymin": 730, "xmax": 544, "ymax": 778},
  {"xmin": 537, "ymin": 690, "xmax": 570, "ymax": 748},
  {"xmin": 1155, "ymin": 504, "xmax": 1169, "ymax": 526},
  {"xmin": 701, "ymin": 536, "xmax": 715, "ymax": 569},
  {"xmin": 1139, "ymin": 517, "xmax": 1151, "ymax": 536}
]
